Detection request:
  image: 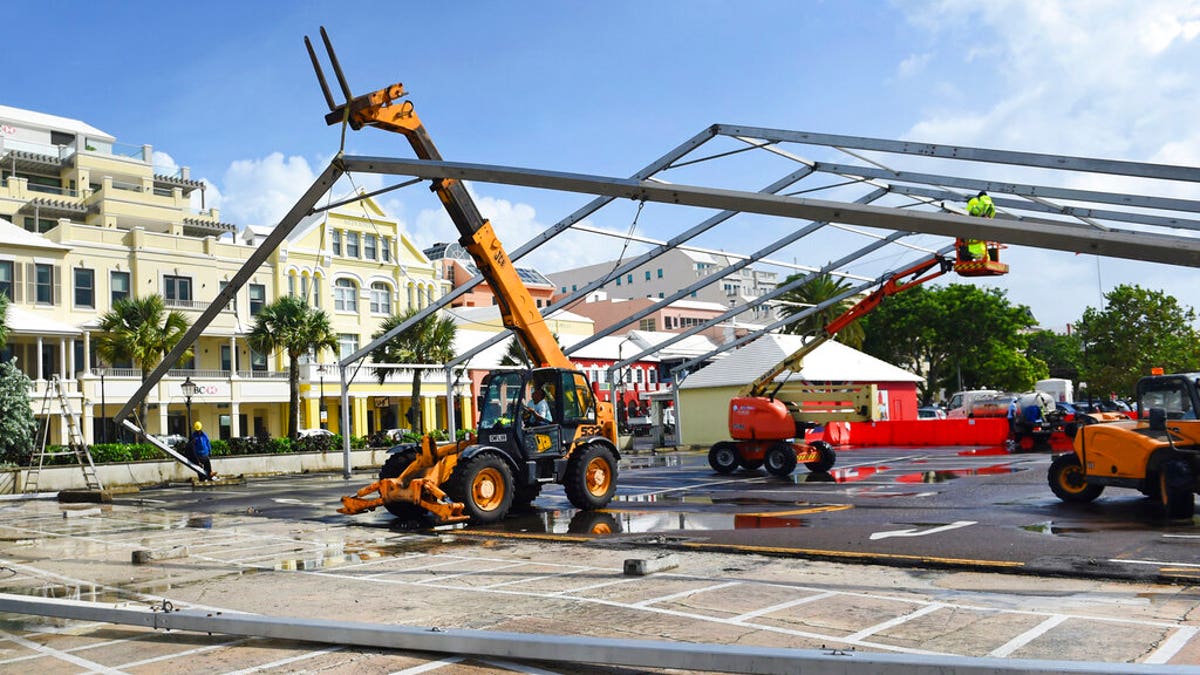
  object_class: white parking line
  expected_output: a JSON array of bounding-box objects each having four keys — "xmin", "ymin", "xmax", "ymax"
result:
[
  {"xmin": 0, "ymin": 628, "xmax": 126, "ymax": 674},
  {"xmin": 988, "ymin": 615, "xmax": 1068, "ymax": 658},
  {"xmin": 389, "ymin": 655, "xmax": 465, "ymax": 674},
  {"xmin": 730, "ymin": 591, "xmax": 837, "ymax": 622},
  {"xmin": 843, "ymin": 603, "xmax": 945, "ymax": 642},
  {"xmin": 412, "ymin": 561, "xmax": 530, "ymax": 584},
  {"xmin": 478, "ymin": 657, "xmax": 566, "ymax": 674},
  {"xmin": 117, "ymin": 637, "xmax": 252, "ymax": 668},
  {"xmin": 1145, "ymin": 626, "xmax": 1199, "ymax": 665},
  {"xmin": 1111, "ymin": 558, "xmax": 1200, "ymax": 569},
  {"xmin": 223, "ymin": 645, "xmax": 344, "ymax": 674},
  {"xmin": 631, "ymin": 581, "xmax": 741, "ymax": 608}
]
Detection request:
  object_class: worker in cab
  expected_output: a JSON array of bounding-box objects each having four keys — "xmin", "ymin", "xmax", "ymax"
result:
[{"xmin": 960, "ymin": 191, "xmax": 995, "ymax": 261}]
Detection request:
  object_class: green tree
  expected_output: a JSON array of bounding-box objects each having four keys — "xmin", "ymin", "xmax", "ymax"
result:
[
  {"xmin": 370, "ymin": 308, "xmax": 457, "ymax": 436},
  {"xmin": 777, "ymin": 272, "xmax": 865, "ymax": 349},
  {"xmin": 1025, "ymin": 329, "xmax": 1082, "ymax": 381},
  {"xmin": 0, "ymin": 359, "xmax": 36, "ymax": 465},
  {"xmin": 0, "ymin": 294, "xmax": 9, "ymax": 349},
  {"xmin": 246, "ymin": 296, "xmax": 338, "ymax": 441},
  {"xmin": 1076, "ymin": 284, "xmax": 1200, "ymax": 398},
  {"xmin": 95, "ymin": 295, "xmax": 191, "ymax": 426},
  {"xmin": 861, "ymin": 284, "xmax": 1042, "ymax": 403}
]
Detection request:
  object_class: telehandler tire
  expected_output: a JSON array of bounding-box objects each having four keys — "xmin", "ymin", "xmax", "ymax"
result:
[
  {"xmin": 804, "ymin": 440, "xmax": 837, "ymax": 473},
  {"xmin": 378, "ymin": 449, "xmax": 428, "ymax": 520},
  {"xmin": 565, "ymin": 443, "xmax": 618, "ymax": 510},
  {"xmin": 1048, "ymin": 453, "xmax": 1104, "ymax": 503},
  {"xmin": 708, "ymin": 442, "xmax": 740, "ymax": 474},
  {"xmin": 1158, "ymin": 458, "xmax": 1195, "ymax": 520},
  {"xmin": 764, "ymin": 441, "xmax": 798, "ymax": 477},
  {"xmin": 447, "ymin": 453, "xmax": 514, "ymax": 525}
]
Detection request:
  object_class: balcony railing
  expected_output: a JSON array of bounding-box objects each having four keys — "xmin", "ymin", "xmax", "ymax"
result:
[
  {"xmin": 162, "ymin": 298, "xmax": 233, "ymax": 313},
  {"xmin": 237, "ymin": 370, "xmax": 289, "ymax": 379},
  {"xmin": 27, "ymin": 182, "xmax": 78, "ymax": 198}
]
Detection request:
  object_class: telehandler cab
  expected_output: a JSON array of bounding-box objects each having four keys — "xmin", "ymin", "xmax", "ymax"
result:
[{"xmin": 1049, "ymin": 372, "xmax": 1200, "ymax": 519}]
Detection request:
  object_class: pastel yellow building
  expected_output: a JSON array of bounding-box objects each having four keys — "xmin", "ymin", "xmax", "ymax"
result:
[{"xmin": 1, "ymin": 104, "xmax": 468, "ymax": 446}]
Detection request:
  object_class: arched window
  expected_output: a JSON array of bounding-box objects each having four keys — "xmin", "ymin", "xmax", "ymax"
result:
[
  {"xmin": 370, "ymin": 282, "xmax": 391, "ymax": 315},
  {"xmin": 334, "ymin": 278, "xmax": 358, "ymax": 312}
]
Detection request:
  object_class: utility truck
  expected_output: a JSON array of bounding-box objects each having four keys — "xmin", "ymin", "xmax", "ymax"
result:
[{"xmin": 304, "ymin": 29, "xmax": 620, "ymax": 525}]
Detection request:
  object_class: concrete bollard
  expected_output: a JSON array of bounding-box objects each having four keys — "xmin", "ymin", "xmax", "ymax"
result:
[
  {"xmin": 623, "ymin": 554, "xmax": 679, "ymax": 576},
  {"xmin": 132, "ymin": 545, "xmax": 189, "ymax": 565}
]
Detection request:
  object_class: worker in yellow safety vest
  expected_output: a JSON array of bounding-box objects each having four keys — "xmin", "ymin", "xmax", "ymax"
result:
[{"xmin": 961, "ymin": 191, "xmax": 995, "ymax": 261}]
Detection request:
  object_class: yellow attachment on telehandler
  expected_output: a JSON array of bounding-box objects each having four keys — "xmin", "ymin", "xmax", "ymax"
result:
[{"xmin": 337, "ymin": 434, "xmax": 471, "ymax": 523}]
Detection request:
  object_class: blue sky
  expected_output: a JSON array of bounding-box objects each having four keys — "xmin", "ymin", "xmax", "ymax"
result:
[{"xmin": 6, "ymin": 1, "xmax": 1200, "ymax": 330}]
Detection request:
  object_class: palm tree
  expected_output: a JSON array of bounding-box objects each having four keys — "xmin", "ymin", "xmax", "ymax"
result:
[
  {"xmin": 95, "ymin": 295, "xmax": 192, "ymax": 426},
  {"xmin": 776, "ymin": 272, "xmax": 865, "ymax": 349},
  {"xmin": 498, "ymin": 332, "xmax": 561, "ymax": 367},
  {"xmin": 370, "ymin": 307, "xmax": 457, "ymax": 436},
  {"xmin": 246, "ymin": 296, "xmax": 338, "ymax": 441}
]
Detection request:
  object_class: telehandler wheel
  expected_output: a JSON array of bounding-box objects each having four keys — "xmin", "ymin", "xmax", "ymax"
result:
[
  {"xmin": 378, "ymin": 449, "xmax": 428, "ymax": 520},
  {"xmin": 565, "ymin": 444, "xmax": 618, "ymax": 510},
  {"xmin": 1158, "ymin": 458, "xmax": 1195, "ymax": 520},
  {"xmin": 708, "ymin": 442, "xmax": 741, "ymax": 474},
  {"xmin": 804, "ymin": 441, "xmax": 837, "ymax": 473},
  {"xmin": 1048, "ymin": 453, "xmax": 1104, "ymax": 503},
  {"xmin": 764, "ymin": 441, "xmax": 798, "ymax": 477},
  {"xmin": 448, "ymin": 453, "xmax": 514, "ymax": 525}
]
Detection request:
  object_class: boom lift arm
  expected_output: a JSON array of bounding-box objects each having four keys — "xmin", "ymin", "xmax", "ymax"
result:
[
  {"xmin": 306, "ymin": 28, "xmax": 567, "ymax": 369},
  {"xmin": 740, "ymin": 253, "xmax": 954, "ymax": 398}
]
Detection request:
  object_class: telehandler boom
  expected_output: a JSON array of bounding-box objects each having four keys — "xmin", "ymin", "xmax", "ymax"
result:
[{"xmin": 305, "ymin": 29, "xmax": 619, "ymax": 524}]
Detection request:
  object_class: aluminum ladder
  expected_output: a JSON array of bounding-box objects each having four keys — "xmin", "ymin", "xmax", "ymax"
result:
[{"xmin": 26, "ymin": 376, "xmax": 103, "ymax": 493}]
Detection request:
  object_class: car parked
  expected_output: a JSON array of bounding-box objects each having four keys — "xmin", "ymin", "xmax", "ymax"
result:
[{"xmin": 917, "ymin": 406, "xmax": 947, "ymax": 420}]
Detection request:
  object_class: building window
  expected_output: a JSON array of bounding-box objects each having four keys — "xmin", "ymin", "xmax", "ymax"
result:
[
  {"xmin": 370, "ymin": 282, "xmax": 391, "ymax": 314},
  {"xmin": 0, "ymin": 261, "xmax": 12, "ymax": 300},
  {"xmin": 74, "ymin": 268, "xmax": 94, "ymax": 308},
  {"xmin": 287, "ymin": 275, "xmax": 296, "ymax": 297},
  {"xmin": 627, "ymin": 274, "xmax": 633, "ymax": 284},
  {"xmin": 364, "ymin": 234, "xmax": 377, "ymax": 260},
  {"xmin": 645, "ymin": 271, "xmax": 651, "ymax": 281},
  {"xmin": 346, "ymin": 232, "xmax": 360, "ymax": 258},
  {"xmin": 648, "ymin": 369, "xmax": 657, "ymax": 384},
  {"xmin": 250, "ymin": 349, "xmax": 267, "ymax": 373},
  {"xmin": 381, "ymin": 236, "xmax": 391, "ymax": 262},
  {"xmin": 561, "ymin": 286, "xmax": 567, "ymax": 294},
  {"xmin": 638, "ymin": 318, "xmax": 656, "ymax": 331},
  {"xmin": 23, "ymin": 216, "xmax": 56, "ymax": 233},
  {"xmin": 331, "ymin": 229, "xmax": 342, "ymax": 256},
  {"xmin": 34, "ymin": 263, "xmax": 53, "ymax": 305},
  {"xmin": 249, "ymin": 284, "xmax": 266, "ymax": 316},
  {"xmin": 657, "ymin": 268, "xmax": 663, "ymax": 278},
  {"xmin": 163, "ymin": 275, "xmax": 192, "ymax": 307},
  {"xmin": 220, "ymin": 345, "xmax": 233, "ymax": 372},
  {"xmin": 615, "ymin": 277, "xmax": 621, "ymax": 286},
  {"xmin": 111, "ymin": 271, "xmax": 130, "ymax": 304},
  {"xmin": 334, "ymin": 278, "xmax": 357, "ymax": 312},
  {"xmin": 218, "ymin": 280, "xmax": 237, "ymax": 311},
  {"xmin": 311, "ymin": 276, "xmax": 321, "ymax": 308},
  {"xmin": 338, "ymin": 334, "xmax": 359, "ymax": 361}
]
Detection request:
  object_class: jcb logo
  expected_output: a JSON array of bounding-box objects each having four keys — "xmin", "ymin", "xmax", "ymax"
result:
[{"xmin": 535, "ymin": 434, "xmax": 553, "ymax": 452}]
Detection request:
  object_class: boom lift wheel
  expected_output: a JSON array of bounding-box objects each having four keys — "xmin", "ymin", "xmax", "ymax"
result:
[
  {"xmin": 448, "ymin": 453, "xmax": 514, "ymax": 525},
  {"xmin": 708, "ymin": 442, "xmax": 740, "ymax": 474},
  {"xmin": 1048, "ymin": 453, "xmax": 1104, "ymax": 503},
  {"xmin": 565, "ymin": 443, "xmax": 618, "ymax": 510},
  {"xmin": 764, "ymin": 441, "xmax": 798, "ymax": 477},
  {"xmin": 804, "ymin": 441, "xmax": 837, "ymax": 473},
  {"xmin": 378, "ymin": 448, "xmax": 428, "ymax": 520}
]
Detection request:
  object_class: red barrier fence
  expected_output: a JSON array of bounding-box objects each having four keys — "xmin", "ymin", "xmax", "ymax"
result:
[{"xmin": 807, "ymin": 418, "xmax": 1011, "ymax": 447}]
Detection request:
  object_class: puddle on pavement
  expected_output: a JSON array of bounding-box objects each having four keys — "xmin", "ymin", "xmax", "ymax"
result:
[
  {"xmin": 957, "ymin": 446, "xmax": 1015, "ymax": 457},
  {"xmin": 186, "ymin": 516, "xmax": 213, "ymax": 528},
  {"xmin": 622, "ymin": 454, "xmax": 681, "ymax": 469},
  {"xmin": 1021, "ymin": 521, "xmax": 1095, "ymax": 535},
  {"xmin": 468, "ymin": 506, "xmax": 828, "ymax": 536}
]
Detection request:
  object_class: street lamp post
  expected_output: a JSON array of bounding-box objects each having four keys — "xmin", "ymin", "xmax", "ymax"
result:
[
  {"xmin": 96, "ymin": 365, "xmax": 107, "ymax": 444},
  {"xmin": 181, "ymin": 376, "xmax": 199, "ymax": 438}
]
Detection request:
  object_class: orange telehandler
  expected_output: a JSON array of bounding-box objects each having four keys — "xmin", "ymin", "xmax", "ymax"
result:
[
  {"xmin": 712, "ymin": 248, "xmax": 1007, "ymax": 477},
  {"xmin": 305, "ymin": 29, "xmax": 619, "ymax": 525}
]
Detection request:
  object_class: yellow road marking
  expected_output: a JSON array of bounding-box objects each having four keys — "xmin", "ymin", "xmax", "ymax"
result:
[
  {"xmin": 680, "ymin": 542, "xmax": 1025, "ymax": 569},
  {"xmin": 739, "ymin": 504, "xmax": 854, "ymax": 517}
]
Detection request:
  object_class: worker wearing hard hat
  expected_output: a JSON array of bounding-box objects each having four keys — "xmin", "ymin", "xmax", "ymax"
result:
[
  {"xmin": 962, "ymin": 191, "xmax": 995, "ymax": 261},
  {"xmin": 190, "ymin": 421, "xmax": 214, "ymax": 481}
]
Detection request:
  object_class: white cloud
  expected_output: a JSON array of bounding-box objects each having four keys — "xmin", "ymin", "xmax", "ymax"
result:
[
  {"xmin": 894, "ymin": 0, "xmax": 1200, "ymax": 328},
  {"xmin": 897, "ymin": 52, "xmax": 931, "ymax": 78},
  {"xmin": 218, "ymin": 152, "xmax": 319, "ymax": 226}
]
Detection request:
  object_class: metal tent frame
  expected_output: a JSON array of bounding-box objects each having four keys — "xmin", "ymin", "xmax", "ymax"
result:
[{"xmin": 113, "ymin": 123, "xmax": 1200, "ymax": 476}]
